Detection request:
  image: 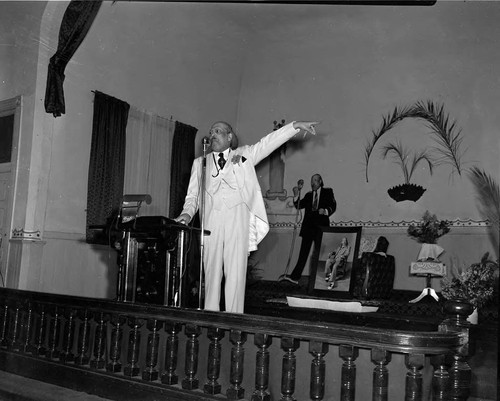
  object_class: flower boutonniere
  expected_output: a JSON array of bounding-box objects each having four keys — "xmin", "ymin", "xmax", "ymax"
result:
[{"xmin": 231, "ymin": 155, "xmax": 246, "ymax": 164}]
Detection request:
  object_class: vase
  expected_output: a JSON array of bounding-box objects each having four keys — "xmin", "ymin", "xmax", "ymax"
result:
[
  {"xmin": 417, "ymin": 243, "xmax": 444, "ymax": 262},
  {"xmin": 443, "ymin": 299, "xmax": 475, "ymax": 325}
]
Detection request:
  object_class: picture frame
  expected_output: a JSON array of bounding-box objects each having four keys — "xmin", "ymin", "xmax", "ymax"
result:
[{"xmin": 307, "ymin": 226, "xmax": 362, "ymax": 299}]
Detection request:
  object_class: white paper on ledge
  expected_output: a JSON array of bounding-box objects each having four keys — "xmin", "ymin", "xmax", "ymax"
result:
[{"xmin": 286, "ymin": 296, "xmax": 378, "ymax": 313}]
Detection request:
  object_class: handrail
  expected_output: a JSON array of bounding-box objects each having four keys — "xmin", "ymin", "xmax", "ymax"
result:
[
  {"xmin": 0, "ymin": 287, "xmax": 472, "ymax": 401},
  {"xmin": 0, "ymin": 287, "xmax": 465, "ymax": 353}
]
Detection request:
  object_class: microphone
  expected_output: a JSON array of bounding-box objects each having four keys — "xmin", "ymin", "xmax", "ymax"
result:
[
  {"xmin": 298, "ymin": 179, "xmax": 304, "ymax": 186},
  {"xmin": 202, "ymin": 136, "xmax": 210, "ymax": 159}
]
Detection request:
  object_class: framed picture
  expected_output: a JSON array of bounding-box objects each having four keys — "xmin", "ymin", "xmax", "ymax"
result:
[{"xmin": 307, "ymin": 226, "xmax": 362, "ymax": 298}]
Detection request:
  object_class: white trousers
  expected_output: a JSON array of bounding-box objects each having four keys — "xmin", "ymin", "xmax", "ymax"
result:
[{"xmin": 203, "ymin": 202, "xmax": 249, "ymax": 313}]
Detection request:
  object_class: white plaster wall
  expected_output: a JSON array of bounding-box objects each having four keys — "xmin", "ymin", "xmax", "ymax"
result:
[{"xmin": 235, "ymin": 2, "xmax": 500, "ymax": 224}]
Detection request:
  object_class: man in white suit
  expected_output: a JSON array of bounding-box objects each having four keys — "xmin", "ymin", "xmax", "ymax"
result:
[{"xmin": 175, "ymin": 120, "xmax": 318, "ymax": 313}]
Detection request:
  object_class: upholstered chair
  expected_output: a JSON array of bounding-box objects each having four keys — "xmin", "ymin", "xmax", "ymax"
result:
[{"xmin": 349, "ymin": 236, "xmax": 395, "ymax": 300}]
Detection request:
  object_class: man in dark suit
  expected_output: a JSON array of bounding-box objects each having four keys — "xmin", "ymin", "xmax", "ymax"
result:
[{"xmin": 280, "ymin": 173, "xmax": 336, "ymax": 284}]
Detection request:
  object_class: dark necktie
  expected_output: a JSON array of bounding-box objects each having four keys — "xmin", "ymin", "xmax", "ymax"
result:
[
  {"xmin": 218, "ymin": 152, "xmax": 226, "ymax": 170},
  {"xmin": 312, "ymin": 190, "xmax": 318, "ymax": 211}
]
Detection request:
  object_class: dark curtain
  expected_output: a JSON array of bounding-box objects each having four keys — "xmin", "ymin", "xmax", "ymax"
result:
[
  {"xmin": 169, "ymin": 121, "xmax": 199, "ymax": 307},
  {"xmin": 86, "ymin": 91, "xmax": 130, "ymax": 244},
  {"xmin": 44, "ymin": 1, "xmax": 102, "ymax": 117},
  {"xmin": 168, "ymin": 121, "xmax": 198, "ymax": 217}
]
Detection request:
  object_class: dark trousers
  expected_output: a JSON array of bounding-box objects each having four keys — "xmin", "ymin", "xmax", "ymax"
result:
[{"xmin": 290, "ymin": 234, "xmax": 321, "ymax": 280}]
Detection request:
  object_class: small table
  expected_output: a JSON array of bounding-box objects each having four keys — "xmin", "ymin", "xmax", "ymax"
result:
[{"xmin": 408, "ymin": 261, "xmax": 446, "ymax": 304}]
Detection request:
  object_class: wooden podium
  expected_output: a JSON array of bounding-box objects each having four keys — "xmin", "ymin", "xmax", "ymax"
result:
[
  {"xmin": 114, "ymin": 215, "xmax": 211, "ymax": 307},
  {"xmin": 111, "ymin": 195, "xmax": 210, "ymax": 307}
]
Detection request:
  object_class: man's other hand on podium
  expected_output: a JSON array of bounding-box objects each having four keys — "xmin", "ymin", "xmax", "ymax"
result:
[{"xmin": 174, "ymin": 214, "xmax": 190, "ymax": 225}]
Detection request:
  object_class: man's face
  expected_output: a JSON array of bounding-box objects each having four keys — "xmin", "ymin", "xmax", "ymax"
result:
[
  {"xmin": 209, "ymin": 122, "xmax": 232, "ymax": 152},
  {"xmin": 311, "ymin": 175, "xmax": 322, "ymax": 191}
]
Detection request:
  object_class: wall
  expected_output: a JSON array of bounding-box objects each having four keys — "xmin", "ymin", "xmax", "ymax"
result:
[
  {"xmin": 235, "ymin": 2, "xmax": 499, "ymax": 221},
  {"xmin": 0, "ymin": 1, "xmax": 498, "ymax": 297}
]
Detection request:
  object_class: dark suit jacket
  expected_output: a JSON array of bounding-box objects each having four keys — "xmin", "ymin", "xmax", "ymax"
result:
[{"xmin": 294, "ymin": 187, "xmax": 336, "ymax": 238}]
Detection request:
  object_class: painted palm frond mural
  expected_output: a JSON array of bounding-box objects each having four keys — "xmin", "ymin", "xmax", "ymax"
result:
[{"xmin": 364, "ymin": 101, "xmax": 466, "ymax": 202}]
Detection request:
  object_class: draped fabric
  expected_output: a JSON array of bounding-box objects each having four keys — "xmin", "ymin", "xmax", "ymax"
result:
[
  {"xmin": 86, "ymin": 91, "xmax": 129, "ymax": 244},
  {"xmin": 44, "ymin": 1, "xmax": 102, "ymax": 117},
  {"xmin": 168, "ymin": 121, "xmax": 199, "ymax": 308},
  {"xmin": 124, "ymin": 107, "xmax": 175, "ymax": 217},
  {"xmin": 168, "ymin": 121, "xmax": 198, "ymax": 217}
]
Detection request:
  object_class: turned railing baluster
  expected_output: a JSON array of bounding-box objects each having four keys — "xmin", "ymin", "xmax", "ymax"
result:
[
  {"xmin": 142, "ymin": 319, "xmax": 162, "ymax": 381},
  {"xmin": 0, "ymin": 302, "xmax": 8, "ymax": 347},
  {"xmin": 60, "ymin": 308, "xmax": 76, "ymax": 363},
  {"xmin": 46, "ymin": 305, "xmax": 61, "ymax": 360},
  {"xmin": 204, "ymin": 327, "xmax": 225, "ymax": 395},
  {"xmin": 75, "ymin": 309, "xmax": 91, "ymax": 365},
  {"xmin": 19, "ymin": 301, "xmax": 33, "ymax": 353},
  {"xmin": 440, "ymin": 303, "xmax": 473, "ymax": 401},
  {"xmin": 339, "ymin": 344, "xmax": 359, "ymax": 401},
  {"xmin": 182, "ymin": 324, "xmax": 201, "ymax": 390},
  {"xmin": 161, "ymin": 322, "xmax": 181, "ymax": 385},
  {"xmin": 124, "ymin": 317, "xmax": 143, "ymax": 377},
  {"xmin": 31, "ymin": 304, "xmax": 47, "ymax": 356},
  {"xmin": 280, "ymin": 337, "xmax": 300, "ymax": 401},
  {"xmin": 90, "ymin": 311, "xmax": 107, "ymax": 369},
  {"xmin": 107, "ymin": 315, "xmax": 126, "ymax": 372},
  {"xmin": 405, "ymin": 353, "xmax": 424, "ymax": 401},
  {"xmin": 309, "ymin": 341, "xmax": 328, "ymax": 401},
  {"xmin": 448, "ymin": 352, "xmax": 472, "ymax": 400},
  {"xmin": 9, "ymin": 302, "xmax": 21, "ymax": 351},
  {"xmin": 430, "ymin": 354, "xmax": 450, "ymax": 401},
  {"xmin": 227, "ymin": 329, "xmax": 247, "ymax": 400},
  {"xmin": 371, "ymin": 348, "xmax": 391, "ymax": 401},
  {"xmin": 251, "ymin": 333, "xmax": 272, "ymax": 401}
]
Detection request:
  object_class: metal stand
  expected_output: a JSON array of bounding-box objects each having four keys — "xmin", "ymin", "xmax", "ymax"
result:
[
  {"xmin": 198, "ymin": 140, "xmax": 210, "ymax": 309},
  {"xmin": 278, "ymin": 187, "xmax": 301, "ymax": 281}
]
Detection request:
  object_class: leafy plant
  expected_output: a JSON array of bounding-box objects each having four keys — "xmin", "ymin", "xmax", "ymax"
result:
[
  {"xmin": 407, "ymin": 210, "xmax": 451, "ymax": 244},
  {"xmin": 468, "ymin": 166, "xmax": 500, "ymax": 260},
  {"xmin": 441, "ymin": 252, "xmax": 498, "ymax": 308},
  {"xmin": 381, "ymin": 140, "xmax": 434, "ymax": 184}
]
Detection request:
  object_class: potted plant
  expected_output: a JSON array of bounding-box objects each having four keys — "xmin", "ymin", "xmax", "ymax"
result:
[
  {"xmin": 407, "ymin": 211, "xmax": 451, "ymax": 261},
  {"xmin": 441, "ymin": 252, "xmax": 498, "ymax": 324}
]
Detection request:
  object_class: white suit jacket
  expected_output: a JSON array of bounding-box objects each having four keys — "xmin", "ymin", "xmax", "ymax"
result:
[{"xmin": 180, "ymin": 122, "xmax": 299, "ymax": 252}]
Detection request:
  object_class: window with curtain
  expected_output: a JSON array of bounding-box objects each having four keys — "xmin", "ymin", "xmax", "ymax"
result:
[
  {"xmin": 124, "ymin": 107, "xmax": 175, "ymax": 217},
  {"xmin": 86, "ymin": 92, "xmax": 192, "ymax": 245}
]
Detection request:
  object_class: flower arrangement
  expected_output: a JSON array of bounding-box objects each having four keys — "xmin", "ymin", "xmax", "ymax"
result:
[
  {"xmin": 441, "ymin": 252, "xmax": 498, "ymax": 308},
  {"xmin": 407, "ymin": 211, "xmax": 451, "ymax": 244}
]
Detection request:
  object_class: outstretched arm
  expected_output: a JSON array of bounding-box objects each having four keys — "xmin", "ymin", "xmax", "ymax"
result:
[{"xmin": 248, "ymin": 121, "xmax": 320, "ymax": 165}]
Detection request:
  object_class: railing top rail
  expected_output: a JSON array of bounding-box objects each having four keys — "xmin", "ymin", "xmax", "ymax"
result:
[{"xmin": 1, "ymin": 287, "xmax": 465, "ymax": 355}]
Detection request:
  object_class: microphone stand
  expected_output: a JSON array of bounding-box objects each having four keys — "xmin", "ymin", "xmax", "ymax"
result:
[
  {"xmin": 198, "ymin": 140, "xmax": 209, "ymax": 309},
  {"xmin": 278, "ymin": 186, "xmax": 301, "ymax": 281}
]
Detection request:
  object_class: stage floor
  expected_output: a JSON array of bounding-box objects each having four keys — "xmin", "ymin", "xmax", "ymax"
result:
[{"xmin": 243, "ymin": 279, "xmax": 451, "ymax": 331}]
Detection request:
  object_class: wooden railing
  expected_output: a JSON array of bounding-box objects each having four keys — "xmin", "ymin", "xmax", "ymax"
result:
[{"xmin": 0, "ymin": 288, "xmax": 472, "ymax": 401}]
